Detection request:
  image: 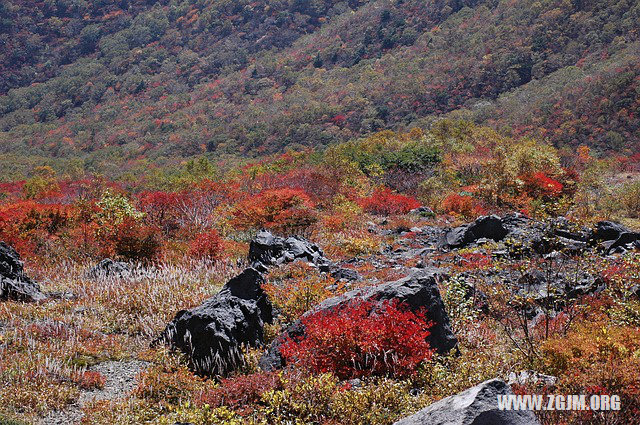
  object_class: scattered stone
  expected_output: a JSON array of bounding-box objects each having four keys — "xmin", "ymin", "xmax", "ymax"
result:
[
  {"xmin": 516, "ymin": 268, "xmax": 605, "ymax": 317},
  {"xmin": 604, "ymin": 231, "xmax": 640, "ymax": 254},
  {"xmin": 330, "ymin": 267, "xmax": 360, "ymax": 282},
  {"xmin": 0, "ymin": 242, "xmax": 46, "ymax": 302},
  {"xmin": 40, "ymin": 360, "xmax": 149, "ymax": 425},
  {"xmin": 439, "ymin": 215, "xmax": 508, "ymax": 249},
  {"xmin": 249, "ymin": 230, "xmax": 331, "ymax": 271},
  {"xmin": 508, "ymin": 370, "xmax": 558, "ymax": 387},
  {"xmin": 86, "ymin": 258, "xmax": 131, "ymax": 279},
  {"xmin": 159, "ymin": 267, "xmax": 273, "ymax": 376},
  {"xmin": 260, "ymin": 268, "xmax": 457, "ymax": 371},
  {"xmin": 393, "ymin": 379, "xmax": 541, "ymax": 425},
  {"xmin": 410, "ymin": 206, "xmax": 435, "ymax": 217}
]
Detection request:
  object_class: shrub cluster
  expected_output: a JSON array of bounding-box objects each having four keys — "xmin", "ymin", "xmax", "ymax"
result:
[{"xmin": 281, "ymin": 299, "xmax": 434, "ymax": 379}]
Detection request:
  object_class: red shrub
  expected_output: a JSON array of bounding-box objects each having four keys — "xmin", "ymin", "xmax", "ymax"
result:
[
  {"xmin": 0, "ymin": 200, "xmax": 70, "ymax": 257},
  {"xmin": 136, "ymin": 191, "xmax": 187, "ymax": 235},
  {"xmin": 72, "ymin": 370, "xmax": 106, "ymax": 390},
  {"xmin": 440, "ymin": 193, "xmax": 486, "ymax": 217},
  {"xmin": 359, "ymin": 187, "xmax": 420, "ymax": 215},
  {"xmin": 520, "ymin": 172, "xmax": 564, "ymax": 199},
  {"xmin": 102, "ymin": 217, "xmax": 161, "ymax": 261},
  {"xmin": 196, "ymin": 372, "xmax": 283, "ymax": 413},
  {"xmin": 188, "ymin": 229, "xmax": 224, "ymax": 260},
  {"xmin": 280, "ymin": 299, "xmax": 434, "ymax": 379},
  {"xmin": 232, "ymin": 188, "xmax": 317, "ymax": 233}
]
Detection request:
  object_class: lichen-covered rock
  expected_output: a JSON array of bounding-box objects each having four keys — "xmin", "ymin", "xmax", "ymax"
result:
[
  {"xmin": 0, "ymin": 242, "xmax": 46, "ymax": 302},
  {"xmin": 393, "ymin": 379, "xmax": 540, "ymax": 425},
  {"xmin": 159, "ymin": 267, "xmax": 273, "ymax": 376},
  {"xmin": 260, "ymin": 268, "xmax": 457, "ymax": 371}
]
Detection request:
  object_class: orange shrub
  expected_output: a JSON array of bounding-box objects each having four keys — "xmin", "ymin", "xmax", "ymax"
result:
[
  {"xmin": 440, "ymin": 193, "xmax": 486, "ymax": 217},
  {"xmin": 231, "ymin": 188, "xmax": 317, "ymax": 233},
  {"xmin": 542, "ymin": 319, "xmax": 640, "ymax": 423}
]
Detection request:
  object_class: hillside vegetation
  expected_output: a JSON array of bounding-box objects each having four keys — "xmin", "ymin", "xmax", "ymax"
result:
[{"xmin": 1, "ymin": 0, "xmax": 639, "ymax": 178}]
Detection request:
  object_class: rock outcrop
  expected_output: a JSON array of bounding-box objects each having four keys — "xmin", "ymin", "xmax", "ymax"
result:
[
  {"xmin": 591, "ymin": 221, "xmax": 640, "ymax": 254},
  {"xmin": 393, "ymin": 379, "xmax": 540, "ymax": 425},
  {"xmin": 159, "ymin": 267, "xmax": 273, "ymax": 376},
  {"xmin": 160, "ymin": 230, "xmax": 332, "ymax": 376},
  {"xmin": 260, "ymin": 268, "xmax": 457, "ymax": 371},
  {"xmin": 86, "ymin": 258, "xmax": 131, "ymax": 279},
  {"xmin": 249, "ymin": 230, "xmax": 331, "ymax": 271},
  {"xmin": 439, "ymin": 215, "xmax": 508, "ymax": 249},
  {"xmin": 0, "ymin": 242, "xmax": 46, "ymax": 302}
]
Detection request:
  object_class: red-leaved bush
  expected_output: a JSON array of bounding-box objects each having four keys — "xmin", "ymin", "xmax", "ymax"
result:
[
  {"xmin": 359, "ymin": 187, "xmax": 420, "ymax": 215},
  {"xmin": 196, "ymin": 372, "xmax": 283, "ymax": 414},
  {"xmin": 440, "ymin": 193, "xmax": 486, "ymax": 217},
  {"xmin": 231, "ymin": 188, "xmax": 317, "ymax": 232},
  {"xmin": 280, "ymin": 299, "xmax": 433, "ymax": 379},
  {"xmin": 520, "ymin": 172, "xmax": 564, "ymax": 199},
  {"xmin": 102, "ymin": 217, "xmax": 161, "ymax": 261},
  {"xmin": 71, "ymin": 370, "xmax": 106, "ymax": 390},
  {"xmin": 188, "ymin": 228, "xmax": 224, "ymax": 260}
]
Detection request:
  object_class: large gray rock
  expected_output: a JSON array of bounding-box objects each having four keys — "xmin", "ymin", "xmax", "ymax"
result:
[
  {"xmin": 249, "ymin": 230, "xmax": 330, "ymax": 271},
  {"xmin": 260, "ymin": 268, "xmax": 457, "ymax": 371},
  {"xmin": 159, "ymin": 267, "xmax": 273, "ymax": 376},
  {"xmin": 0, "ymin": 242, "xmax": 46, "ymax": 302},
  {"xmin": 394, "ymin": 379, "xmax": 540, "ymax": 425},
  {"xmin": 440, "ymin": 215, "xmax": 508, "ymax": 249}
]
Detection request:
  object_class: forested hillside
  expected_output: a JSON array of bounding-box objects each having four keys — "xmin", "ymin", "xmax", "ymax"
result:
[{"xmin": 0, "ymin": 0, "xmax": 638, "ymax": 177}]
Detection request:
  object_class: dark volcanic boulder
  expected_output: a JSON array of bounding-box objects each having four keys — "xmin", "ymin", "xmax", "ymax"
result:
[
  {"xmin": 0, "ymin": 242, "xmax": 46, "ymax": 302},
  {"xmin": 249, "ymin": 230, "xmax": 330, "ymax": 271},
  {"xmin": 440, "ymin": 215, "xmax": 508, "ymax": 249},
  {"xmin": 604, "ymin": 231, "xmax": 640, "ymax": 254},
  {"xmin": 260, "ymin": 268, "xmax": 457, "ymax": 371},
  {"xmin": 330, "ymin": 267, "xmax": 361, "ymax": 282},
  {"xmin": 515, "ymin": 268, "xmax": 605, "ymax": 318},
  {"xmin": 86, "ymin": 258, "xmax": 131, "ymax": 279},
  {"xmin": 592, "ymin": 221, "xmax": 630, "ymax": 241},
  {"xmin": 159, "ymin": 267, "xmax": 273, "ymax": 376},
  {"xmin": 393, "ymin": 379, "xmax": 540, "ymax": 425}
]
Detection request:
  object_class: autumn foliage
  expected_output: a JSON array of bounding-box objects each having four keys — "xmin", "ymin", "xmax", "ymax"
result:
[
  {"xmin": 359, "ymin": 187, "xmax": 420, "ymax": 216},
  {"xmin": 232, "ymin": 188, "xmax": 317, "ymax": 233},
  {"xmin": 440, "ymin": 193, "xmax": 486, "ymax": 217},
  {"xmin": 188, "ymin": 228, "xmax": 224, "ymax": 260},
  {"xmin": 520, "ymin": 172, "xmax": 564, "ymax": 199},
  {"xmin": 281, "ymin": 299, "xmax": 434, "ymax": 379}
]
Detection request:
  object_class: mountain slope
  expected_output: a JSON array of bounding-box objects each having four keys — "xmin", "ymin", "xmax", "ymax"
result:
[{"xmin": 0, "ymin": 0, "xmax": 638, "ymax": 167}]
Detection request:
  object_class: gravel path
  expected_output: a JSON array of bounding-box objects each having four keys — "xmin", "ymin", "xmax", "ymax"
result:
[{"xmin": 40, "ymin": 360, "xmax": 149, "ymax": 425}]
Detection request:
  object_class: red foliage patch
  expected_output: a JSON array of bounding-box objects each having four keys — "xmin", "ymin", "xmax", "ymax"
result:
[
  {"xmin": 196, "ymin": 372, "xmax": 283, "ymax": 414},
  {"xmin": 359, "ymin": 187, "xmax": 420, "ymax": 215},
  {"xmin": 280, "ymin": 299, "xmax": 434, "ymax": 379},
  {"xmin": 71, "ymin": 370, "xmax": 106, "ymax": 390},
  {"xmin": 520, "ymin": 172, "xmax": 564, "ymax": 198},
  {"xmin": 188, "ymin": 228, "xmax": 224, "ymax": 260},
  {"xmin": 440, "ymin": 193, "xmax": 486, "ymax": 217},
  {"xmin": 232, "ymin": 188, "xmax": 317, "ymax": 232}
]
